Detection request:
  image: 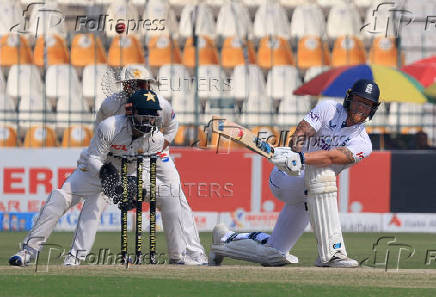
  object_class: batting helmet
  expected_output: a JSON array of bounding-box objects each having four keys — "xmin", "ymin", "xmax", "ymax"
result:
[{"xmin": 343, "ymin": 79, "xmax": 380, "ymax": 120}]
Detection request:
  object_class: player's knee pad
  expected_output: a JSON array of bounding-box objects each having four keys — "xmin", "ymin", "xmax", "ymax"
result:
[
  {"xmin": 305, "ymin": 165, "xmax": 346, "ymax": 263},
  {"xmin": 269, "ymin": 168, "xmax": 306, "ymax": 205},
  {"xmin": 211, "ymin": 235, "xmax": 298, "ymax": 266}
]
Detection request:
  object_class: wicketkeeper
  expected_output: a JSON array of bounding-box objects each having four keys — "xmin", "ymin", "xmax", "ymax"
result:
[{"xmin": 209, "ymin": 79, "xmax": 380, "ymax": 268}]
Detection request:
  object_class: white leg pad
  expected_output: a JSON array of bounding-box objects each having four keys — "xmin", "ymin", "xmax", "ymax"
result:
[
  {"xmin": 211, "ymin": 238, "xmax": 298, "ymax": 266},
  {"xmin": 305, "ymin": 165, "xmax": 347, "ymax": 263}
]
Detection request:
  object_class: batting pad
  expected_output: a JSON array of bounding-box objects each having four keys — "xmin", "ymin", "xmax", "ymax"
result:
[{"xmin": 305, "ymin": 166, "xmax": 347, "ymax": 263}]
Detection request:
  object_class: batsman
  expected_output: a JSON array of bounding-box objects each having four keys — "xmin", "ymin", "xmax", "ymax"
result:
[{"xmin": 209, "ymin": 79, "xmax": 381, "ymax": 268}]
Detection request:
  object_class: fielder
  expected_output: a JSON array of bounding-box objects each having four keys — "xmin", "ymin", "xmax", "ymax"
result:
[
  {"xmin": 69, "ymin": 65, "xmax": 207, "ymax": 265},
  {"xmin": 209, "ymin": 79, "xmax": 380, "ymax": 268},
  {"xmin": 8, "ymin": 90, "xmax": 200, "ymax": 266}
]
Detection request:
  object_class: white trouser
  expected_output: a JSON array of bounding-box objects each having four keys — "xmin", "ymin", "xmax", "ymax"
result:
[{"xmin": 267, "ymin": 167, "xmax": 309, "ymax": 254}]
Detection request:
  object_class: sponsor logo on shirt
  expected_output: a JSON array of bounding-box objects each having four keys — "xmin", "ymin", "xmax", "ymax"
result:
[
  {"xmin": 157, "ymin": 152, "xmax": 169, "ymax": 162},
  {"xmin": 111, "ymin": 145, "xmax": 127, "ymax": 151},
  {"xmin": 309, "ymin": 111, "xmax": 320, "ymax": 122},
  {"xmin": 356, "ymin": 152, "xmax": 365, "ymax": 159}
]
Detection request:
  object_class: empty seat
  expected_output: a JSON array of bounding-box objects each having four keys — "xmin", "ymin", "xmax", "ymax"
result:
[
  {"xmin": 142, "ymin": 0, "xmax": 178, "ymax": 39},
  {"xmin": 62, "ymin": 126, "xmax": 93, "ymax": 147},
  {"xmin": 28, "ymin": 2, "xmax": 66, "ymax": 38},
  {"xmin": 182, "ymin": 36, "xmax": 219, "ymax": 67},
  {"xmin": 82, "ymin": 64, "xmax": 109, "ymax": 110},
  {"xmin": 179, "ymin": 3, "xmax": 216, "ymax": 40},
  {"xmin": 0, "ymin": 34, "xmax": 33, "ymax": 66},
  {"xmin": 266, "ymin": 65, "xmax": 299, "ymax": 101},
  {"xmin": 0, "ymin": 93, "xmax": 17, "ymax": 125},
  {"xmin": 0, "ymin": 125, "xmax": 17, "ymax": 147},
  {"xmin": 18, "ymin": 95, "xmax": 54, "ymax": 128},
  {"xmin": 257, "ymin": 36, "xmax": 294, "ymax": 69},
  {"xmin": 71, "ymin": 34, "xmax": 107, "ymax": 66},
  {"xmin": 33, "ymin": 34, "xmax": 70, "ymax": 66},
  {"xmin": 290, "ymin": 3, "xmax": 325, "ymax": 39},
  {"xmin": 105, "ymin": 0, "xmax": 139, "ymax": 38},
  {"xmin": 107, "ymin": 36, "xmax": 145, "ymax": 66},
  {"xmin": 331, "ymin": 35, "xmax": 366, "ymax": 66},
  {"xmin": 197, "ymin": 65, "xmax": 228, "ymax": 99},
  {"xmin": 297, "ymin": 36, "xmax": 330, "ymax": 69},
  {"xmin": 23, "ymin": 126, "xmax": 57, "ymax": 147},
  {"xmin": 46, "ymin": 65, "xmax": 82, "ymax": 99},
  {"xmin": 230, "ymin": 65, "xmax": 266, "ymax": 102},
  {"xmin": 368, "ymin": 37, "xmax": 402, "ymax": 67},
  {"xmin": 157, "ymin": 64, "xmax": 191, "ymax": 101},
  {"xmin": 221, "ymin": 37, "xmax": 256, "ymax": 69},
  {"xmin": 216, "ymin": 1, "xmax": 252, "ymax": 38},
  {"xmin": 279, "ymin": 0, "xmax": 306, "ymax": 8},
  {"xmin": 318, "ymin": 0, "xmax": 349, "ymax": 8},
  {"xmin": 7, "ymin": 65, "xmax": 43, "ymax": 99},
  {"xmin": 148, "ymin": 35, "xmax": 182, "ymax": 67},
  {"xmin": 0, "ymin": 2, "xmax": 22, "ymax": 37},
  {"xmin": 327, "ymin": 2, "xmax": 362, "ymax": 40},
  {"xmin": 172, "ymin": 93, "xmax": 195, "ymax": 124},
  {"xmin": 253, "ymin": 2, "xmax": 290, "ymax": 40}
]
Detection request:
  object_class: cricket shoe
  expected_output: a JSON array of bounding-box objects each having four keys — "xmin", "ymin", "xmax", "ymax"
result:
[
  {"xmin": 187, "ymin": 253, "xmax": 208, "ymax": 265},
  {"xmin": 315, "ymin": 254, "xmax": 359, "ymax": 268},
  {"xmin": 9, "ymin": 250, "xmax": 33, "ymax": 267},
  {"xmin": 64, "ymin": 253, "xmax": 80, "ymax": 266},
  {"xmin": 208, "ymin": 224, "xmax": 230, "ymax": 266}
]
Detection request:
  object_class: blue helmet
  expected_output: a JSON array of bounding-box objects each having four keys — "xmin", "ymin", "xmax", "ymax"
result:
[
  {"xmin": 343, "ymin": 79, "xmax": 380, "ymax": 119},
  {"xmin": 126, "ymin": 90, "xmax": 162, "ymax": 134}
]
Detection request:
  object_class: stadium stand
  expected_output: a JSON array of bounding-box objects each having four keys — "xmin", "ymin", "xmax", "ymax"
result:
[
  {"xmin": 148, "ymin": 35, "xmax": 183, "ymax": 68},
  {"xmin": 23, "ymin": 125, "xmax": 57, "ymax": 147},
  {"xmin": 368, "ymin": 37, "xmax": 402, "ymax": 67},
  {"xmin": 216, "ymin": 1, "xmax": 252, "ymax": 39},
  {"xmin": 327, "ymin": 2, "xmax": 362, "ymax": 40},
  {"xmin": 290, "ymin": 3, "xmax": 325, "ymax": 40},
  {"xmin": 331, "ymin": 35, "xmax": 367, "ymax": 66},
  {"xmin": 143, "ymin": 0, "xmax": 179, "ymax": 39},
  {"xmin": 182, "ymin": 36, "xmax": 219, "ymax": 67},
  {"xmin": 179, "ymin": 3, "xmax": 216, "ymax": 40},
  {"xmin": 107, "ymin": 36, "xmax": 145, "ymax": 66},
  {"xmin": 296, "ymin": 36, "xmax": 330, "ymax": 69},
  {"xmin": 82, "ymin": 64, "xmax": 109, "ymax": 111},
  {"xmin": 62, "ymin": 125, "xmax": 92, "ymax": 147},
  {"xmin": 105, "ymin": 0, "xmax": 139, "ymax": 38},
  {"xmin": 0, "ymin": 34, "xmax": 33, "ymax": 66},
  {"xmin": 0, "ymin": 1, "xmax": 22, "ymax": 37},
  {"xmin": 257, "ymin": 36, "xmax": 294, "ymax": 70},
  {"xmin": 221, "ymin": 37, "xmax": 256, "ymax": 69},
  {"xmin": 253, "ymin": 1, "xmax": 291, "ymax": 40},
  {"xmin": 71, "ymin": 34, "xmax": 107, "ymax": 67},
  {"xmin": 0, "ymin": 125, "xmax": 18, "ymax": 147}
]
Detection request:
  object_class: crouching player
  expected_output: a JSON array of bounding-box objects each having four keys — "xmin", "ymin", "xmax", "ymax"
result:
[{"xmin": 209, "ymin": 79, "xmax": 380, "ymax": 268}]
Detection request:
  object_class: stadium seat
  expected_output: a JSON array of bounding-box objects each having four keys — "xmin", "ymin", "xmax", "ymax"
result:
[
  {"xmin": 327, "ymin": 2, "xmax": 362, "ymax": 40},
  {"xmin": 179, "ymin": 3, "xmax": 216, "ymax": 40},
  {"xmin": 7, "ymin": 65, "xmax": 43, "ymax": 99},
  {"xmin": 297, "ymin": 36, "xmax": 330, "ymax": 69},
  {"xmin": 148, "ymin": 35, "xmax": 182, "ymax": 68},
  {"xmin": 251, "ymin": 126, "xmax": 281, "ymax": 146},
  {"xmin": 0, "ymin": 34, "xmax": 33, "ymax": 66},
  {"xmin": 46, "ymin": 65, "xmax": 82, "ymax": 100},
  {"xmin": 33, "ymin": 34, "xmax": 70, "ymax": 66},
  {"xmin": 266, "ymin": 65, "xmax": 299, "ymax": 101},
  {"xmin": 197, "ymin": 65, "xmax": 228, "ymax": 99},
  {"xmin": 216, "ymin": 1, "xmax": 252, "ymax": 38},
  {"xmin": 157, "ymin": 64, "xmax": 191, "ymax": 101},
  {"xmin": 362, "ymin": 1, "xmax": 400, "ymax": 40},
  {"xmin": 230, "ymin": 65, "xmax": 265, "ymax": 103},
  {"xmin": 0, "ymin": 2, "xmax": 22, "ymax": 37},
  {"xmin": 290, "ymin": 3, "xmax": 325, "ymax": 39},
  {"xmin": 56, "ymin": 95, "xmax": 91, "ymax": 128},
  {"xmin": 257, "ymin": 36, "xmax": 294, "ymax": 69},
  {"xmin": 172, "ymin": 93, "xmax": 195, "ymax": 124},
  {"xmin": 279, "ymin": 0, "xmax": 306, "ymax": 8},
  {"xmin": 62, "ymin": 126, "xmax": 93, "ymax": 147},
  {"xmin": 107, "ymin": 36, "xmax": 145, "ymax": 66},
  {"xmin": 240, "ymin": 92, "xmax": 274, "ymax": 126},
  {"xmin": 331, "ymin": 35, "xmax": 366, "ymax": 66},
  {"xmin": 18, "ymin": 95, "xmax": 54, "ymax": 128},
  {"xmin": 317, "ymin": 0, "xmax": 348, "ymax": 8},
  {"xmin": 142, "ymin": 0, "xmax": 179, "ymax": 39},
  {"xmin": 0, "ymin": 125, "xmax": 17, "ymax": 147},
  {"xmin": 23, "ymin": 126, "xmax": 57, "ymax": 147},
  {"xmin": 221, "ymin": 37, "xmax": 256, "ymax": 69},
  {"xmin": 105, "ymin": 0, "xmax": 140, "ymax": 38},
  {"xmin": 182, "ymin": 36, "xmax": 219, "ymax": 67},
  {"xmin": 82, "ymin": 64, "xmax": 109, "ymax": 111},
  {"xmin": 368, "ymin": 37, "xmax": 402, "ymax": 67},
  {"xmin": 0, "ymin": 93, "xmax": 17, "ymax": 126},
  {"xmin": 253, "ymin": 2, "xmax": 290, "ymax": 40},
  {"xmin": 71, "ymin": 34, "xmax": 107, "ymax": 67},
  {"xmin": 27, "ymin": 2, "xmax": 66, "ymax": 38}
]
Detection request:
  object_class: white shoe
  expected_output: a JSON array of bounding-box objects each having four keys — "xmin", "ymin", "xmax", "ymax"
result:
[
  {"xmin": 9, "ymin": 250, "xmax": 33, "ymax": 267},
  {"xmin": 315, "ymin": 254, "xmax": 359, "ymax": 268},
  {"xmin": 64, "ymin": 253, "xmax": 80, "ymax": 266},
  {"xmin": 209, "ymin": 224, "xmax": 230, "ymax": 266},
  {"xmin": 187, "ymin": 253, "xmax": 208, "ymax": 265}
]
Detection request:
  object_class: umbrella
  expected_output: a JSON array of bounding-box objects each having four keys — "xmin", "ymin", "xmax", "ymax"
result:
[
  {"xmin": 401, "ymin": 63, "xmax": 436, "ymax": 87},
  {"xmin": 424, "ymin": 83, "xmax": 436, "ymax": 102},
  {"xmin": 294, "ymin": 64, "xmax": 428, "ymax": 104},
  {"xmin": 411, "ymin": 56, "xmax": 436, "ymax": 65}
]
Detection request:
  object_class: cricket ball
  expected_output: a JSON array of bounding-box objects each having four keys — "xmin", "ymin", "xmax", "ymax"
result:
[{"xmin": 115, "ymin": 23, "xmax": 126, "ymax": 34}]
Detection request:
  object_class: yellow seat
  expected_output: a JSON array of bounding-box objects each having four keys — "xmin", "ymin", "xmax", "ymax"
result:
[
  {"xmin": 221, "ymin": 37, "xmax": 256, "ymax": 69},
  {"xmin": 148, "ymin": 35, "xmax": 182, "ymax": 67},
  {"xmin": 0, "ymin": 126, "xmax": 17, "ymax": 147},
  {"xmin": 297, "ymin": 36, "xmax": 330, "ymax": 69},
  {"xmin": 0, "ymin": 34, "xmax": 33, "ymax": 66},
  {"xmin": 182, "ymin": 36, "xmax": 219, "ymax": 67},
  {"xmin": 107, "ymin": 36, "xmax": 145, "ymax": 66},
  {"xmin": 62, "ymin": 126, "xmax": 93, "ymax": 147},
  {"xmin": 33, "ymin": 34, "xmax": 69, "ymax": 66},
  {"xmin": 257, "ymin": 36, "xmax": 294, "ymax": 69},
  {"xmin": 368, "ymin": 37, "xmax": 403, "ymax": 67},
  {"xmin": 71, "ymin": 34, "xmax": 107, "ymax": 66},
  {"xmin": 23, "ymin": 126, "xmax": 57, "ymax": 147},
  {"xmin": 331, "ymin": 35, "xmax": 366, "ymax": 66}
]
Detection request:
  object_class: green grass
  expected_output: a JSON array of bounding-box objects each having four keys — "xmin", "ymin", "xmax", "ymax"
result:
[{"xmin": 1, "ymin": 232, "xmax": 436, "ymax": 297}]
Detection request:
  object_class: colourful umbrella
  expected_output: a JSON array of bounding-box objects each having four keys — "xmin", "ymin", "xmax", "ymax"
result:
[
  {"xmin": 424, "ymin": 83, "xmax": 436, "ymax": 102},
  {"xmin": 294, "ymin": 64, "xmax": 428, "ymax": 104},
  {"xmin": 411, "ymin": 56, "xmax": 436, "ymax": 65},
  {"xmin": 401, "ymin": 63, "xmax": 436, "ymax": 87}
]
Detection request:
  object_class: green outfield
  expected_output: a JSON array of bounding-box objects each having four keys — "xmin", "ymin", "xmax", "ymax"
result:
[{"xmin": 1, "ymin": 232, "xmax": 436, "ymax": 297}]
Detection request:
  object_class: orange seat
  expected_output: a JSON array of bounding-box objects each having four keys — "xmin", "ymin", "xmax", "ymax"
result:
[
  {"xmin": 23, "ymin": 126, "xmax": 57, "ymax": 147},
  {"xmin": 221, "ymin": 37, "xmax": 256, "ymax": 69},
  {"xmin": 62, "ymin": 126, "xmax": 93, "ymax": 147},
  {"xmin": 331, "ymin": 35, "xmax": 366, "ymax": 66},
  {"xmin": 148, "ymin": 35, "xmax": 182, "ymax": 67},
  {"xmin": 401, "ymin": 127, "xmax": 423, "ymax": 134},
  {"xmin": 257, "ymin": 36, "xmax": 294, "ymax": 69},
  {"xmin": 107, "ymin": 36, "xmax": 145, "ymax": 66},
  {"xmin": 71, "ymin": 34, "xmax": 107, "ymax": 66},
  {"xmin": 297, "ymin": 36, "xmax": 330, "ymax": 69},
  {"xmin": 182, "ymin": 36, "xmax": 219, "ymax": 67},
  {"xmin": 366, "ymin": 126, "xmax": 389, "ymax": 134},
  {"xmin": 0, "ymin": 34, "xmax": 33, "ymax": 66},
  {"xmin": 251, "ymin": 126, "xmax": 281, "ymax": 146},
  {"xmin": 368, "ymin": 37, "xmax": 403, "ymax": 67},
  {"xmin": 33, "ymin": 34, "xmax": 69, "ymax": 66},
  {"xmin": 0, "ymin": 126, "xmax": 17, "ymax": 147}
]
